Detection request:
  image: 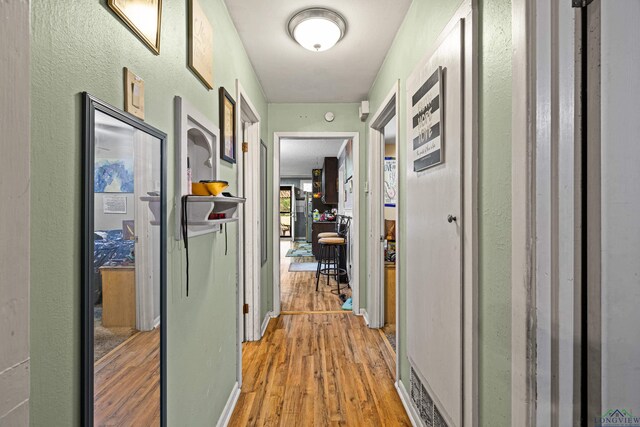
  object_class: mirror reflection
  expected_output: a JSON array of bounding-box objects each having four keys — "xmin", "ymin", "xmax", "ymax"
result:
[{"xmin": 91, "ymin": 108, "xmax": 162, "ymax": 426}]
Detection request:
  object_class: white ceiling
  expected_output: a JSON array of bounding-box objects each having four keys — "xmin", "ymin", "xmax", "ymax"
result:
[
  {"xmin": 224, "ymin": 0, "xmax": 412, "ymax": 103},
  {"xmin": 280, "ymin": 138, "xmax": 345, "ymax": 177}
]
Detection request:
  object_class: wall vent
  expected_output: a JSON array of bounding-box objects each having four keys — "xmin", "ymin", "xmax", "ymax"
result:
[{"xmin": 410, "ymin": 366, "xmax": 450, "ymax": 427}]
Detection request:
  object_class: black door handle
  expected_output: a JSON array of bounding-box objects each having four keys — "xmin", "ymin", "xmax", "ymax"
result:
[{"xmin": 447, "ymin": 214, "xmax": 457, "ymax": 223}]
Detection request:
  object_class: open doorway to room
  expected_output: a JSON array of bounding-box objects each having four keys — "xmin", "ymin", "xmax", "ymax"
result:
[
  {"xmin": 272, "ymin": 133, "xmax": 360, "ymax": 315},
  {"xmin": 368, "ymin": 83, "xmax": 400, "ymax": 372},
  {"xmin": 382, "ymin": 115, "xmax": 398, "ymax": 354}
]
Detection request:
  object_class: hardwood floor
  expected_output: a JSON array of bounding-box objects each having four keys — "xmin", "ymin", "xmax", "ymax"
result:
[
  {"xmin": 229, "ymin": 241, "xmax": 409, "ymax": 426},
  {"xmin": 94, "ymin": 328, "xmax": 160, "ymax": 426},
  {"xmin": 280, "ymin": 241, "xmax": 352, "ymax": 312},
  {"xmin": 229, "ymin": 314, "xmax": 409, "ymax": 426}
]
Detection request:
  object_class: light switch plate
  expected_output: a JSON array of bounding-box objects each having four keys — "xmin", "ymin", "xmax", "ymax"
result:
[{"xmin": 124, "ymin": 67, "xmax": 145, "ymax": 120}]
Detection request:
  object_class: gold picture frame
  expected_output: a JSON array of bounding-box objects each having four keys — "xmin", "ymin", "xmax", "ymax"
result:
[
  {"xmin": 108, "ymin": 0, "xmax": 162, "ymax": 55},
  {"xmin": 188, "ymin": 0, "xmax": 214, "ymax": 89}
]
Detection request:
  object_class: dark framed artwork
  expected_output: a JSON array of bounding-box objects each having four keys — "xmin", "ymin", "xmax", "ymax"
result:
[
  {"xmin": 219, "ymin": 87, "xmax": 236, "ymax": 163},
  {"xmin": 108, "ymin": 0, "xmax": 162, "ymax": 55}
]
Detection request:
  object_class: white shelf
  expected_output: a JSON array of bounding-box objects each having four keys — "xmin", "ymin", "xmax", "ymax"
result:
[
  {"xmin": 184, "ymin": 195, "xmax": 245, "ymax": 204},
  {"xmin": 188, "ymin": 218, "xmax": 239, "ymax": 226},
  {"xmin": 180, "ymin": 195, "xmax": 245, "ymax": 239},
  {"xmin": 174, "ymin": 96, "xmax": 223, "ymax": 239},
  {"xmin": 140, "ymin": 196, "xmax": 161, "ymax": 225}
]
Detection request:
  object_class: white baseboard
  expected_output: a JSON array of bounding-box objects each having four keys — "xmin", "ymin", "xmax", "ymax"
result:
[
  {"xmin": 260, "ymin": 311, "xmax": 273, "ymax": 338},
  {"xmin": 396, "ymin": 380, "xmax": 422, "ymax": 427},
  {"xmin": 216, "ymin": 381, "xmax": 241, "ymax": 427},
  {"xmin": 360, "ymin": 308, "xmax": 370, "ymax": 326}
]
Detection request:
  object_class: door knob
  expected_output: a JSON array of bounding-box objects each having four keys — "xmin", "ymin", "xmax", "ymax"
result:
[{"xmin": 447, "ymin": 214, "xmax": 457, "ymax": 223}]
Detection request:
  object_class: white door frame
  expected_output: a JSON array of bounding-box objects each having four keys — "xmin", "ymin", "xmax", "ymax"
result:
[
  {"xmin": 367, "ymin": 81, "xmax": 399, "ymax": 333},
  {"xmin": 235, "ymin": 81, "xmax": 261, "ymax": 388},
  {"xmin": 511, "ymin": 0, "xmax": 584, "ymax": 425},
  {"xmin": 273, "ymin": 132, "xmax": 361, "ymax": 316}
]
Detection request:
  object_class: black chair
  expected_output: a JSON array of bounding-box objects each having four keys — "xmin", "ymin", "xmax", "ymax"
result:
[{"xmin": 315, "ymin": 216, "xmax": 351, "ymax": 294}]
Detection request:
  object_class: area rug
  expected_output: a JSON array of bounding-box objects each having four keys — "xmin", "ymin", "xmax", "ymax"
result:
[
  {"xmin": 285, "ymin": 243, "xmax": 313, "ymax": 257},
  {"xmin": 94, "ymin": 306, "xmax": 136, "ymax": 362},
  {"xmin": 288, "ymin": 262, "xmax": 321, "ymax": 272}
]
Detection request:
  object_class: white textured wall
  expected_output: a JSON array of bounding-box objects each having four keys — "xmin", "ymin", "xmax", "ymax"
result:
[{"xmin": 0, "ymin": 0, "xmax": 30, "ymax": 425}]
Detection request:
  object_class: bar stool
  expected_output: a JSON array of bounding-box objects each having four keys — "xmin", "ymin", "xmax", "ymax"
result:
[
  {"xmin": 316, "ymin": 236, "xmax": 348, "ymax": 294},
  {"xmin": 315, "ymin": 215, "xmax": 351, "ymax": 282},
  {"xmin": 317, "ymin": 215, "xmax": 350, "ymax": 240},
  {"xmin": 315, "ymin": 216, "xmax": 351, "ymax": 293}
]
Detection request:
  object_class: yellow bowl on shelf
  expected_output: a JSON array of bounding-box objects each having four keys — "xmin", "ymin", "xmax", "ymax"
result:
[
  {"xmin": 191, "ymin": 182, "xmax": 210, "ymax": 196},
  {"xmin": 202, "ymin": 180, "xmax": 229, "ymax": 196}
]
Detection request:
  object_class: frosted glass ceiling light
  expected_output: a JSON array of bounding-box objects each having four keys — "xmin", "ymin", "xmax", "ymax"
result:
[{"xmin": 288, "ymin": 8, "xmax": 346, "ymax": 52}]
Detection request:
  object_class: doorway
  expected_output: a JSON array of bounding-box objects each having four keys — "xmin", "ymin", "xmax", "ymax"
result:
[
  {"xmin": 368, "ymin": 82, "xmax": 400, "ymax": 364},
  {"xmin": 279, "ymin": 186, "xmax": 293, "ymax": 239},
  {"xmin": 272, "ymin": 132, "xmax": 361, "ymax": 316},
  {"xmin": 278, "ymin": 138, "xmax": 351, "ymax": 312}
]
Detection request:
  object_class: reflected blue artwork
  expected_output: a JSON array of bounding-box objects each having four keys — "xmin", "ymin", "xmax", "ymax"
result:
[{"xmin": 95, "ymin": 159, "xmax": 134, "ymax": 192}]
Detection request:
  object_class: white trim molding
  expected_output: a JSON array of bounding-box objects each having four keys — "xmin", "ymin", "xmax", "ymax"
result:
[
  {"xmin": 216, "ymin": 381, "xmax": 241, "ymax": 427},
  {"xmin": 360, "ymin": 308, "xmax": 370, "ymax": 326},
  {"xmin": 367, "ymin": 81, "xmax": 399, "ymax": 331},
  {"xmin": 235, "ymin": 80, "xmax": 262, "ymax": 392},
  {"xmin": 396, "ymin": 380, "xmax": 423, "ymax": 427},
  {"xmin": 272, "ymin": 132, "xmax": 361, "ymax": 317},
  {"xmin": 260, "ymin": 311, "xmax": 273, "ymax": 338}
]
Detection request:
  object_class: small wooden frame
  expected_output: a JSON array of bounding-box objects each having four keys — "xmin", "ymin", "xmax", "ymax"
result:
[
  {"xmin": 188, "ymin": 0, "xmax": 214, "ymax": 89},
  {"xmin": 219, "ymin": 87, "xmax": 236, "ymax": 163},
  {"xmin": 108, "ymin": 0, "xmax": 162, "ymax": 55},
  {"xmin": 124, "ymin": 67, "xmax": 145, "ymax": 120}
]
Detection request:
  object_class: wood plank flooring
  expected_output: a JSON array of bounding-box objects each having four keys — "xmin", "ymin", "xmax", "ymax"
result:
[
  {"xmin": 229, "ymin": 314, "xmax": 409, "ymax": 426},
  {"xmin": 229, "ymin": 241, "xmax": 408, "ymax": 426},
  {"xmin": 280, "ymin": 241, "xmax": 352, "ymax": 312},
  {"xmin": 94, "ymin": 328, "xmax": 160, "ymax": 426}
]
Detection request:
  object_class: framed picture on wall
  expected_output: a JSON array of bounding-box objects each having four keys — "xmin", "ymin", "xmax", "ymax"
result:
[
  {"xmin": 219, "ymin": 87, "xmax": 236, "ymax": 163},
  {"xmin": 188, "ymin": 0, "xmax": 214, "ymax": 89},
  {"xmin": 108, "ymin": 0, "xmax": 162, "ymax": 54},
  {"xmin": 384, "ymin": 156, "xmax": 397, "ymax": 207}
]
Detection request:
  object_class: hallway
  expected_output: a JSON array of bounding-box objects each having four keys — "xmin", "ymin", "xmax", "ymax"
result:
[{"xmin": 228, "ymin": 241, "xmax": 407, "ymax": 425}]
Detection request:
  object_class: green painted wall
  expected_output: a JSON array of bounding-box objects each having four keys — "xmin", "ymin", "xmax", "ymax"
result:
[
  {"xmin": 266, "ymin": 103, "xmax": 366, "ymax": 309},
  {"xmin": 364, "ymin": 0, "xmax": 513, "ymax": 425},
  {"xmin": 30, "ymin": 0, "xmax": 266, "ymax": 425},
  {"xmin": 477, "ymin": 0, "xmax": 512, "ymax": 424}
]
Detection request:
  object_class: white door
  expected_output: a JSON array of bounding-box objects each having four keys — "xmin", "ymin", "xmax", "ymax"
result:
[
  {"xmin": 406, "ymin": 21, "xmax": 463, "ymax": 427},
  {"xmin": 588, "ymin": 0, "xmax": 640, "ymax": 419}
]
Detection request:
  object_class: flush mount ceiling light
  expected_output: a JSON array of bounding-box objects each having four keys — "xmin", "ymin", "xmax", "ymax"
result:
[{"xmin": 288, "ymin": 8, "xmax": 346, "ymax": 52}]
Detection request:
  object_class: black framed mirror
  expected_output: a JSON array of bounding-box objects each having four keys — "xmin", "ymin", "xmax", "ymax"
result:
[{"xmin": 82, "ymin": 93, "xmax": 167, "ymax": 426}]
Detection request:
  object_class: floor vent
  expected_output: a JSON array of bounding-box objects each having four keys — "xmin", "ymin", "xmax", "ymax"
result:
[{"xmin": 410, "ymin": 366, "xmax": 449, "ymax": 427}]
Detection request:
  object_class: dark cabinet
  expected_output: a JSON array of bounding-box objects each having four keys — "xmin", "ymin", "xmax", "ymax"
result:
[{"xmin": 321, "ymin": 157, "xmax": 338, "ymax": 205}]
